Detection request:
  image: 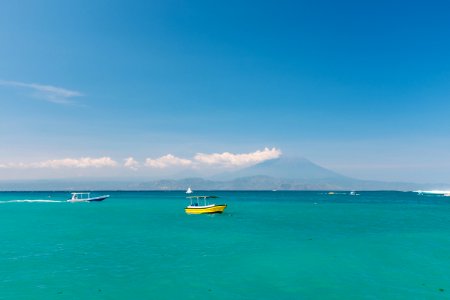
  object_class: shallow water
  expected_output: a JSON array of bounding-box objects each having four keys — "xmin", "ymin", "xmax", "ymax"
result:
[{"xmin": 0, "ymin": 191, "xmax": 449, "ymax": 299}]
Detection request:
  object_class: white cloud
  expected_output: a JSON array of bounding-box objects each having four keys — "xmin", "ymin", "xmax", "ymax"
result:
[
  {"xmin": 194, "ymin": 147, "xmax": 281, "ymax": 167},
  {"xmin": 0, "ymin": 80, "xmax": 83, "ymax": 104},
  {"xmin": 0, "ymin": 148, "xmax": 282, "ymax": 172},
  {"xmin": 37, "ymin": 157, "xmax": 118, "ymax": 168},
  {"xmin": 0, "ymin": 157, "xmax": 118, "ymax": 169},
  {"xmin": 124, "ymin": 157, "xmax": 139, "ymax": 170},
  {"xmin": 145, "ymin": 154, "xmax": 192, "ymax": 168}
]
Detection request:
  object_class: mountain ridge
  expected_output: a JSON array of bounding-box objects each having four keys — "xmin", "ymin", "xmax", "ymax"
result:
[{"xmin": 0, "ymin": 157, "xmax": 446, "ymax": 191}]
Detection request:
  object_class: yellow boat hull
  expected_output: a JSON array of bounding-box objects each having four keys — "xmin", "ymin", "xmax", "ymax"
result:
[{"xmin": 185, "ymin": 204, "xmax": 227, "ymax": 214}]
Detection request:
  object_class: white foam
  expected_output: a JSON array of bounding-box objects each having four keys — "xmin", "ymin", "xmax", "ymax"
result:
[
  {"xmin": 0, "ymin": 199, "xmax": 63, "ymax": 204},
  {"xmin": 414, "ymin": 190, "xmax": 450, "ymax": 195}
]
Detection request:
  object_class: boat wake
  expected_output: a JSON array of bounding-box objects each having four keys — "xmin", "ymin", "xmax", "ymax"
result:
[{"xmin": 0, "ymin": 199, "xmax": 63, "ymax": 204}]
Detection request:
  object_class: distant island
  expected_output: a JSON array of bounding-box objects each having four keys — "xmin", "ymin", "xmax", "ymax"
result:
[{"xmin": 0, "ymin": 158, "xmax": 446, "ymax": 191}]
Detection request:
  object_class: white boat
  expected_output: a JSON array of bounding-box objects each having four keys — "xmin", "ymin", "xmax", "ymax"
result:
[
  {"xmin": 186, "ymin": 187, "xmax": 193, "ymax": 194},
  {"xmin": 67, "ymin": 192, "xmax": 109, "ymax": 202}
]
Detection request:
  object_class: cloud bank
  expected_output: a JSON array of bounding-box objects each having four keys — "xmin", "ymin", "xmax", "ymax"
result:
[
  {"xmin": 0, "ymin": 80, "xmax": 83, "ymax": 104},
  {"xmin": 144, "ymin": 147, "xmax": 282, "ymax": 169},
  {"xmin": 145, "ymin": 154, "xmax": 193, "ymax": 168},
  {"xmin": 0, "ymin": 157, "xmax": 117, "ymax": 169},
  {"xmin": 0, "ymin": 148, "xmax": 282, "ymax": 171},
  {"xmin": 124, "ymin": 157, "xmax": 139, "ymax": 170},
  {"xmin": 194, "ymin": 147, "xmax": 281, "ymax": 167}
]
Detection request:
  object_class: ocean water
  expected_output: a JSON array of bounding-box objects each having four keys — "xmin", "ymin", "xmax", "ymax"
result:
[{"xmin": 1, "ymin": 191, "xmax": 450, "ymax": 299}]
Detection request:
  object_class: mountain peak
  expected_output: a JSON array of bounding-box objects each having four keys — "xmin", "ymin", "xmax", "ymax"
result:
[{"xmin": 213, "ymin": 157, "xmax": 347, "ymax": 180}]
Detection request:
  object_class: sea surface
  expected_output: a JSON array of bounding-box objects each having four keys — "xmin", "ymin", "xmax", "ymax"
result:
[{"xmin": 1, "ymin": 191, "xmax": 450, "ymax": 299}]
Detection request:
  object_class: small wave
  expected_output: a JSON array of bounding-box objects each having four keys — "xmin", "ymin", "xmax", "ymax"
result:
[
  {"xmin": 0, "ymin": 199, "xmax": 63, "ymax": 204},
  {"xmin": 414, "ymin": 190, "xmax": 450, "ymax": 195}
]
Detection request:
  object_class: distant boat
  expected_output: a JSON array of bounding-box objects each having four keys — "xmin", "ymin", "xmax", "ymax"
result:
[
  {"xmin": 185, "ymin": 196, "xmax": 227, "ymax": 214},
  {"xmin": 67, "ymin": 192, "xmax": 109, "ymax": 203},
  {"xmin": 186, "ymin": 187, "xmax": 193, "ymax": 194}
]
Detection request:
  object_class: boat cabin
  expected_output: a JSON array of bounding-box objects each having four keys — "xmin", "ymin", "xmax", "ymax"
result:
[
  {"xmin": 71, "ymin": 192, "xmax": 91, "ymax": 200},
  {"xmin": 187, "ymin": 195, "xmax": 218, "ymax": 207}
]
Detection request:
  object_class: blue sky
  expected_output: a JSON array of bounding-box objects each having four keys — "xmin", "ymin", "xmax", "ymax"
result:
[{"xmin": 1, "ymin": 0, "xmax": 450, "ymax": 182}]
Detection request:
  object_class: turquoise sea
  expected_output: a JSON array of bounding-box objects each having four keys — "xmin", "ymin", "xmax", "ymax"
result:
[{"xmin": 1, "ymin": 191, "xmax": 450, "ymax": 299}]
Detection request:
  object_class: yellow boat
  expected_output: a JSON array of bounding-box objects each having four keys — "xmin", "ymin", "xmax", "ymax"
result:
[{"xmin": 185, "ymin": 196, "xmax": 227, "ymax": 214}]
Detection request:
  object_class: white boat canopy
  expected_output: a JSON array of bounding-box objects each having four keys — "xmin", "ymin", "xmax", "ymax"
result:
[{"xmin": 186, "ymin": 195, "xmax": 218, "ymax": 206}]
